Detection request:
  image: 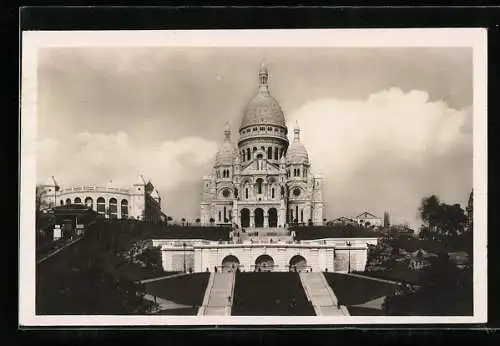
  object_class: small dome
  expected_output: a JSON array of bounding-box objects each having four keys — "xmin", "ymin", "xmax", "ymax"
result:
[
  {"xmin": 215, "ymin": 123, "xmax": 236, "ymax": 166},
  {"xmin": 134, "ymin": 174, "xmax": 145, "ymax": 185},
  {"xmin": 215, "ymin": 142, "xmax": 235, "ymax": 166},
  {"xmin": 286, "ymin": 123, "xmax": 309, "ymax": 165}
]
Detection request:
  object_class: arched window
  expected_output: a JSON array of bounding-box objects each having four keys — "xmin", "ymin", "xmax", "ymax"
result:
[
  {"xmin": 109, "ymin": 198, "xmax": 118, "ymax": 218},
  {"xmin": 60, "ymin": 200, "xmax": 63, "ymax": 206},
  {"xmin": 267, "ymin": 147, "xmax": 272, "ymax": 159},
  {"xmin": 218, "ymin": 211, "xmax": 222, "ymax": 222},
  {"xmin": 74, "ymin": 197, "xmax": 81, "ymax": 204},
  {"xmin": 253, "ymin": 147, "xmax": 257, "ymax": 152},
  {"xmin": 224, "ymin": 207, "xmax": 227, "ymax": 222},
  {"xmin": 271, "ymin": 188, "xmax": 275, "ymax": 199},
  {"xmin": 247, "ymin": 148, "xmax": 251, "ymax": 161},
  {"xmin": 97, "ymin": 197, "xmax": 105, "ymax": 214},
  {"xmin": 121, "ymin": 199, "xmax": 128, "ymax": 219},
  {"xmin": 297, "ymin": 168, "xmax": 300, "ymax": 177},
  {"xmin": 245, "ymin": 188, "xmax": 249, "ymax": 199},
  {"xmin": 256, "ymin": 178, "xmax": 263, "ymax": 194},
  {"xmin": 301, "ymin": 209, "xmax": 304, "ymax": 222},
  {"xmin": 274, "ymin": 147, "xmax": 279, "ymax": 160},
  {"xmin": 85, "ymin": 197, "xmax": 93, "ymax": 209},
  {"xmin": 65, "ymin": 198, "xmax": 71, "ymax": 205}
]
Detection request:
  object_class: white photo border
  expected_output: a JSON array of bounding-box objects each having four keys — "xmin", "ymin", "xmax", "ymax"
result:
[{"xmin": 20, "ymin": 28, "xmax": 488, "ymax": 326}]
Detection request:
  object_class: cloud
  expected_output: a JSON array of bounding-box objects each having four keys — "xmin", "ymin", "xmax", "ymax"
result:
[
  {"xmin": 287, "ymin": 88, "xmax": 472, "ymax": 229},
  {"xmin": 36, "ymin": 132, "xmax": 219, "ymax": 218},
  {"xmin": 35, "ymin": 88, "xmax": 472, "ymax": 227}
]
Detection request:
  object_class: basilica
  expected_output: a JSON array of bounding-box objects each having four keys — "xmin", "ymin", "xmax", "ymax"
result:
[{"xmin": 200, "ymin": 64, "xmax": 324, "ymax": 228}]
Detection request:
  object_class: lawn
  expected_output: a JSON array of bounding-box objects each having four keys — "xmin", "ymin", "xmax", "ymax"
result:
[
  {"xmin": 232, "ymin": 273, "xmax": 315, "ymax": 316},
  {"xmin": 324, "ymin": 273, "xmax": 397, "ymax": 307},
  {"xmin": 144, "ymin": 273, "xmax": 210, "ymax": 307}
]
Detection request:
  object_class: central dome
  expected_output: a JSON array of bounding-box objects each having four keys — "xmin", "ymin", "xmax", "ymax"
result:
[{"xmin": 240, "ymin": 63, "xmax": 286, "ymax": 130}]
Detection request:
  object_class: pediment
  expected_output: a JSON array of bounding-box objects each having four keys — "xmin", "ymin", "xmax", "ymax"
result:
[{"xmin": 241, "ymin": 160, "xmax": 280, "ymax": 176}]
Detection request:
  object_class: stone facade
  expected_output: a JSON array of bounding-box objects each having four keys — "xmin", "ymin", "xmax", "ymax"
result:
[
  {"xmin": 200, "ymin": 63, "xmax": 324, "ymax": 228},
  {"xmin": 155, "ymin": 238, "xmax": 377, "ymax": 273},
  {"xmin": 40, "ymin": 175, "xmax": 165, "ymax": 222}
]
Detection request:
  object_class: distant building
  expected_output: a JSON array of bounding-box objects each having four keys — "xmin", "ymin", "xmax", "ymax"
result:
[
  {"xmin": 40, "ymin": 175, "xmax": 166, "ymax": 222},
  {"xmin": 355, "ymin": 212, "xmax": 383, "ymax": 228},
  {"xmin": 330, "ymin": 217, "xmax": 357, "ymax": 226}
]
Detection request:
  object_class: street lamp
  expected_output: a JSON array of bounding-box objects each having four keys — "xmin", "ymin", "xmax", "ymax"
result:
[
  {"xmin": 183, "ymin": 242, "xmax": 187, "ymax": 273},
  {"xmin": 346, "ymin": 241, "xmax": 352, "ymax": 273}
]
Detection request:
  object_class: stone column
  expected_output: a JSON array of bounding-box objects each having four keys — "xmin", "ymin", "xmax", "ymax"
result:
[
  {"xmin": 250, "ymin": 209, "xmax": 255, "ymax": 228},
  {"xmin": 264, "ymin": 210, "xmax": 269, "ymax": 228}
]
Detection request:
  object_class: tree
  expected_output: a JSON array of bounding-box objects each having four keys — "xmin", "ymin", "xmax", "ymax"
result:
[
  {"xmin": 419, "ymin": 195, "xmax": 466, "ymax": 240},
  {"xmin": 384, "ymin": 211, "xmax": 390, "ymax": 228}
]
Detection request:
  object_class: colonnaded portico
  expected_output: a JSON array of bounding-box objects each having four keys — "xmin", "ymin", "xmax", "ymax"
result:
[{"xmin": 239, "ymin": 206, "xmax": 281, "ymax": 228}]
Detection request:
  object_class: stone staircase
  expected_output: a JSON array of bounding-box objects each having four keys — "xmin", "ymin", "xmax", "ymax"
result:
[
  {"xmin": 198, "ymin": 272, "xmax": 235, "ymax": 316},
  {"xmin": 299, "ymin": 272, "xmax": 349, "ymax": 316}
]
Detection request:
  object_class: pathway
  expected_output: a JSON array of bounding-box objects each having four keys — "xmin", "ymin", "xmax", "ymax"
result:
[
  {"xmin": 300, "ymin": 272, "xmax": 349, "ymax": 316},
  {"xmin": 198, "ymin": 272, "xmax": 235, "ymax": 316},
  {"xmin": 37, "ymin": 237, "xmax": 83, "ymax": 264},
  {"xmin": 138, "ymin": 272, "xmax": 189, "ymax": 284}
]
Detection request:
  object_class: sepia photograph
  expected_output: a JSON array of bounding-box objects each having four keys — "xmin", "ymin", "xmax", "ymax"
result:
[{"xmin": 20, "ymin": 28, "xmax": 487, "ymax": 326}]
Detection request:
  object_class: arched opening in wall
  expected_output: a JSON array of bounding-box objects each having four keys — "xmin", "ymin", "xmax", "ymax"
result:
[
  {"xmin": 97, "ymin": 197, "xmax": 105, "ymax": 214},
  {"xmin": 245, "ymin": 188, "xmax": 249, "ymax": 199},
  {"xmin": 240, "ymin": 208, "xmax": 250, "ymax": 228},
  {"xmin": 109, "ymin": 198, "xmax": 118, "ymax": 219},
  {"xmin": 60, "ymin": 200, "xmax": 64, "ymax": 206},
  {"xmin": 267, "ymin": 147, "xmax": 272, "ymax": 159},
  {"xmin": 255, "ymin": 254, "xmax": 275, "ymax": 272},
  {"xmin": 268, "ymin": 208, "xmax": 278, "ymax": 228},
  {"xmin": 74, "ymin": 197, "xmax": 82, "ymax": 204},
  {"xmin": 254, "ymin": 208, "xmax": 264, "ymax": 228},
  {"xmin": 256, "ymin": 178, "xmax": 263, "ymax": 194},
  {"xmin": 222, "ymin": 255, "xmax": 240, "ymax": 273},
  {"xmin": 289, "ymin": 255, "xmax": 308, "ymax": 272},
  {"xmin": 85, "ymin": 197, "xmax": 93, "ymax": 209},
  {"xmin": 65, "ymin": 198, "xmax": 71, "ymax": 205},
  {"xmin": 271, "ymin": 188, "xmax": 275, "ymax": 199},
  {"xmin": 121, "ymin": 199, "xmax": 128, "ymax": 219},
  {"xmin": 253, "ymin": 147, "xmax": 257, "ymax": 152},
  {"xmin": 274, "ymin": 147, "xmax": 279, "ymax": 160},
  {"xmin": 247, "ymin": 148, "xmax": 251, "ymax": 161}
]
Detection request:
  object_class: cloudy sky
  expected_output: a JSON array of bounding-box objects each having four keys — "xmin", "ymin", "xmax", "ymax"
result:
[{"xmin": 36, "ymin": 46, "xmax": 473, "ymax": 228}]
